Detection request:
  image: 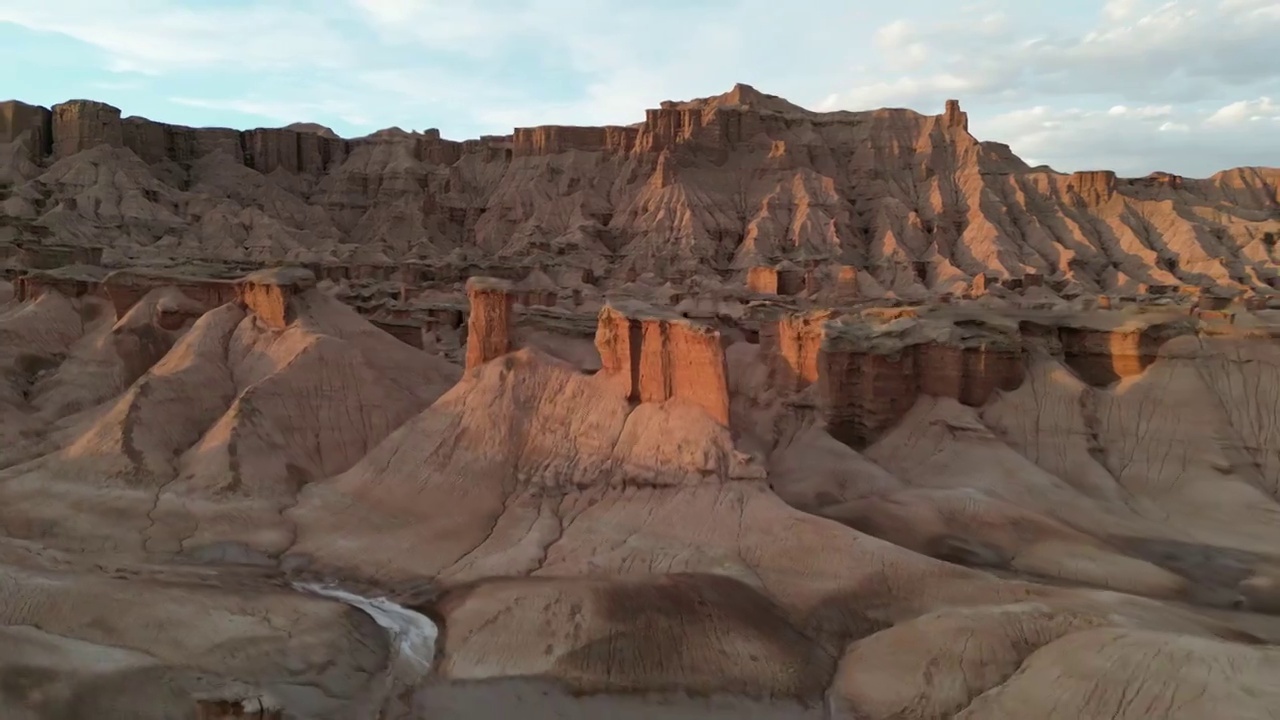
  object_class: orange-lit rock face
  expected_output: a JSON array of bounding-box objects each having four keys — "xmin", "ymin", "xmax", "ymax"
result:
[
  {"xmin": 942, "ymin": 99, "xmax": 968, "ymax": 131},
  {"xmin": 1069, "ymin": 170, "xmax": 1118, "ymax": 206},
  {"xmin": 235, "ymin": 267, "xmax": 315, "ymax": 331},
  {"xmin": 237, "ymin": 283, "xmax": 292, "ymax": 330},
  {"xmin": 761, "ymin": 311, "xmax": 831, "ymax": 393},
  {"xmin": 595, "ymin": 305, "xmax": 642, "ymax": 391},
  {"xmin": 512, "ymin": 125, "xmax": 637, "ymax": 157},
  {"xmin": 747, "ymin": 266, "xmax": 778, "ymax": 294},
  {"xmin": 465, "ymin": 277, "xmax": 516, "ymax": 370},
  {"xmin": 595, "ymin": 304, "xmax": 730, "ymax": 425}
]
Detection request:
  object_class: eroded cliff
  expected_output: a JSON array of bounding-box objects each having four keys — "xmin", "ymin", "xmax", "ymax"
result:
[
  {"xmin": 596, "ymin": 302, "xmax": 731, "ymax": 424},
  {"xmin": 1, "ymin": 86, "xmax": 1274, "ymax": 297}
]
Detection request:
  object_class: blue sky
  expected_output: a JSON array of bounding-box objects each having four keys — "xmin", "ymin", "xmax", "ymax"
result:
[{"xmin": 2, "ymin": 0, "xmax": 1278, "ymax": 177}]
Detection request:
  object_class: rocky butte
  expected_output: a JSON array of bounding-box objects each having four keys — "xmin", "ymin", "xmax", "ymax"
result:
[{"xmin": 2, "ymin": 83, "xmax": 1280, "ymax": 720}]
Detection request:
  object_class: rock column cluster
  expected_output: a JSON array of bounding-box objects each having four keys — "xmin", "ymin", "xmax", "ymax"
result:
[{"xmin": 595, "ymin": 303, "xmax": 730, "ymax": 425}]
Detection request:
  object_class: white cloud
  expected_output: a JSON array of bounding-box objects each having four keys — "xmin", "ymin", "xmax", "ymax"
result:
[
  {"xmin": 827, "ymin": 0, "xmax": 1280, "ymax": 110},
  {"xmin": 1204, "ymin": 97, "xmax": 1280, "ymax": 126},
  {"xmin": 3, "ymin": 0, "xmax": 1277, "ymax": 177},
  {"xmin": 982, "ymin": 101, "xmax": 1280, "ymax": 177},
  {"xmin": 0, "ymin": 0, "xmax": 355, "ymax": 72}
]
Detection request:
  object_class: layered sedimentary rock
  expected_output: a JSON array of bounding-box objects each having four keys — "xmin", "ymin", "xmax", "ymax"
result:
[
  {"xmin": 0, "ymin": 100, "xmax": 52, "ymax": 156},
  {"xmin": 3, "ymin": 85, "xmax": 1277, "ymax": 295},
  {"xmin": 464, "ymin": 277, "xmax": 516, "ymax": 370},
  {"xmin": 51, "ymin": 99, "xmax": 124, "ymax": 159},
  {"xmin": 511, "ymin": 125, "xmax": 636, "ymax": 157},
  {"xmin": 102, "ymin": 269, "xmax": 238, "ymax": 320},
  {"xmin": 595, "ymin": 302, "xmax": 730, "ymax": 424},
  {"xmin": 760, "ymin": 310, "xmax": 832, "ymax": 393},
  {"xmin": 1068, "ymin": 170, "xmax": 1118, "ymax": 206},
  {"xmin": 13, "ymin": 265, "xmax": 107, "ymax": 301},
  {"xmin": 1057, "ymin": 319, "xmax": 1194, "ymax": 386},
  {"xmin": 746, "ymin": 266, "xmax": 778, "ymax": 294},
  {"xmin": 235, "ymin": 266, "xmax": 316, "ymax": 329}
]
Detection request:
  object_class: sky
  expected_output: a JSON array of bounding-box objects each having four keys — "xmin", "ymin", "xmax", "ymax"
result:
[{"xmin": 1, "ymin": 0, "xmax": 1277, "ymax": 177}]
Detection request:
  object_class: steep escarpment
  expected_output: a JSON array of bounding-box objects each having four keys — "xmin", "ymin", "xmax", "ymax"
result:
[{"xmin": 1, "ymin": 85, "xmax": 1275, "ymax": 294}]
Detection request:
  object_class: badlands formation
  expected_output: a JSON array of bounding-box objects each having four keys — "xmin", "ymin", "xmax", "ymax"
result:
[{"xmin": 0, "ymin": 84, "xmax": 1279, "ymax": 719}]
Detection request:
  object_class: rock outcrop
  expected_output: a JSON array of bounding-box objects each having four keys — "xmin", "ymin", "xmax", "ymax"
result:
[
  {"xmin": 13, "ymin": 265, "xmax": 107, "ymax": 301},
  {"xmin": 596, "ymin": 302, "xmax": 731, "ymax": 424},
  {"xmin": 102, "ymin": 269, "xmax": 238, "ymax": 320},
  {"xmin": 464, "ymin": 276, "xmax": 516, "ymax": 370},
  {"xmin": 1068, "ymin": 170, "xmax": 1118, "ymax": 206},
  {"xmin": 235, "ymin": 266, "xmax": 315, "ymax": 329},
  {"xmin": 1056, "ymin": 319, "xmax": 1194, "ymax": 386},
  {"xmin": 51, "ymin": 99, "xmax": 124, "ymax": 159},
  {"xmin": 2, "ymin": 86, "xmax": 1277, "ymax": 295},
  {"xmin": 760, "ymin": 310, "xmax": 831, "ymax": 393},
  {"xmin": 746, "ymin": 266, "xmax": 778, "ymax": 294},
  {"xmin": 761, "ymin": 309, "xmax": 1211, "ymax": 447},
  {"xmin": 0, "ymin": 100, "xmax": 52, "ymax": 156}
]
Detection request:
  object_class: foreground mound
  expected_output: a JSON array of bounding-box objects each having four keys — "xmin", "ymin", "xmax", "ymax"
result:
[
  {"xmin": 281, "ymin": 348, "xmax": 1268, "ymax": 715},
  {"xmin": 4, "ymin": 278, "xmax": 1280, "ymax": 717},
  {"xmin": 0, "ymin": 287, "xmax": 459, "ymax": 560}
]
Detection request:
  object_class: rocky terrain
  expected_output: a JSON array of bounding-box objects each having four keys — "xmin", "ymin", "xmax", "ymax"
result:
[{"xmin": 1, "ymin": 85, "xmax": 1280, "ymax": 719}]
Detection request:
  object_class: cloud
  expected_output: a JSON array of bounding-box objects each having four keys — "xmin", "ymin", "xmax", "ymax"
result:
[
  {"xmin": 0, "ymin": 0, "xmax": 358, "ymax": 74},
  {"xmin": 981, "ymin": 99, "xmax": 1280, "ymax": 177},
  {"xmin": 1204, "ymin": 97, "xmax": 1280, "ymax": 126},
  {"xmin": 826, "ymin": 1, "xmax": 1280, "ymax": 112},
  {"xmin": 3, "ymin": 0, "xmax": 1277, "ymax": 176}
]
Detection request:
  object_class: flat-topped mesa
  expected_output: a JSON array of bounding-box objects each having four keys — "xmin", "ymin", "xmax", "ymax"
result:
[
  {"xmin": 813, "ymin": 316, "xmax": 1025, "ymax": 449},
  {"xmin": 595, "ymin": 302, "xmax": 730, "ymax": 425},
  {"xmin": 102, "ymin": 269, "xmax": 239, "ymax": 321},
  {"xmin": 1068, "ymin": 170, "xmax": 1118, "ymax": 206},
  {"xmin": 511, "ymin": 125, "xmax": 638, "ymax": 157},
  {"xmin": 942, "ymin": 99, "xmax": 968, "ymax": 132},
  {"xmin": 235, "ymin": 266, "xmax": 316, "ymax": 330},
  {"xmin": 0, "ymin": 100, "xmax": 53, "ymax": 156},
  {"xmin": 465, "ymin": 277, "xmax": 517, "ymax": 370},
  {"xmin": 51, "ymin": 99, "xmax": 124, "ymax": 159}
]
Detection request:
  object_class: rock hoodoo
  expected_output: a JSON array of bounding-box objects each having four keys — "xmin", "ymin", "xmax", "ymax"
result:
[{"xmin": 464, "ymin": 276, "xmax": 517, "ymax": 370}]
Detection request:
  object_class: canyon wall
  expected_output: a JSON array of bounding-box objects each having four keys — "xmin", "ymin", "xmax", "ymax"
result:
[
  {"xmin": 595, "ymin": 303, "xmax": 730, "ymax": 425},
  {"xmin": 760, "ymin": 311, "xmax": 1212, "ymax": 448},
  {"xmin": 12, "ymin": 99, "xmax": 479, "ymax": 174}
]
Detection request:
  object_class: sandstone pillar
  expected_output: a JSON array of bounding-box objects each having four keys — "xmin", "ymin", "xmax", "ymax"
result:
[{"xmin": 465, "ymin": 277, "xmax": 516, "ymax": 370}]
